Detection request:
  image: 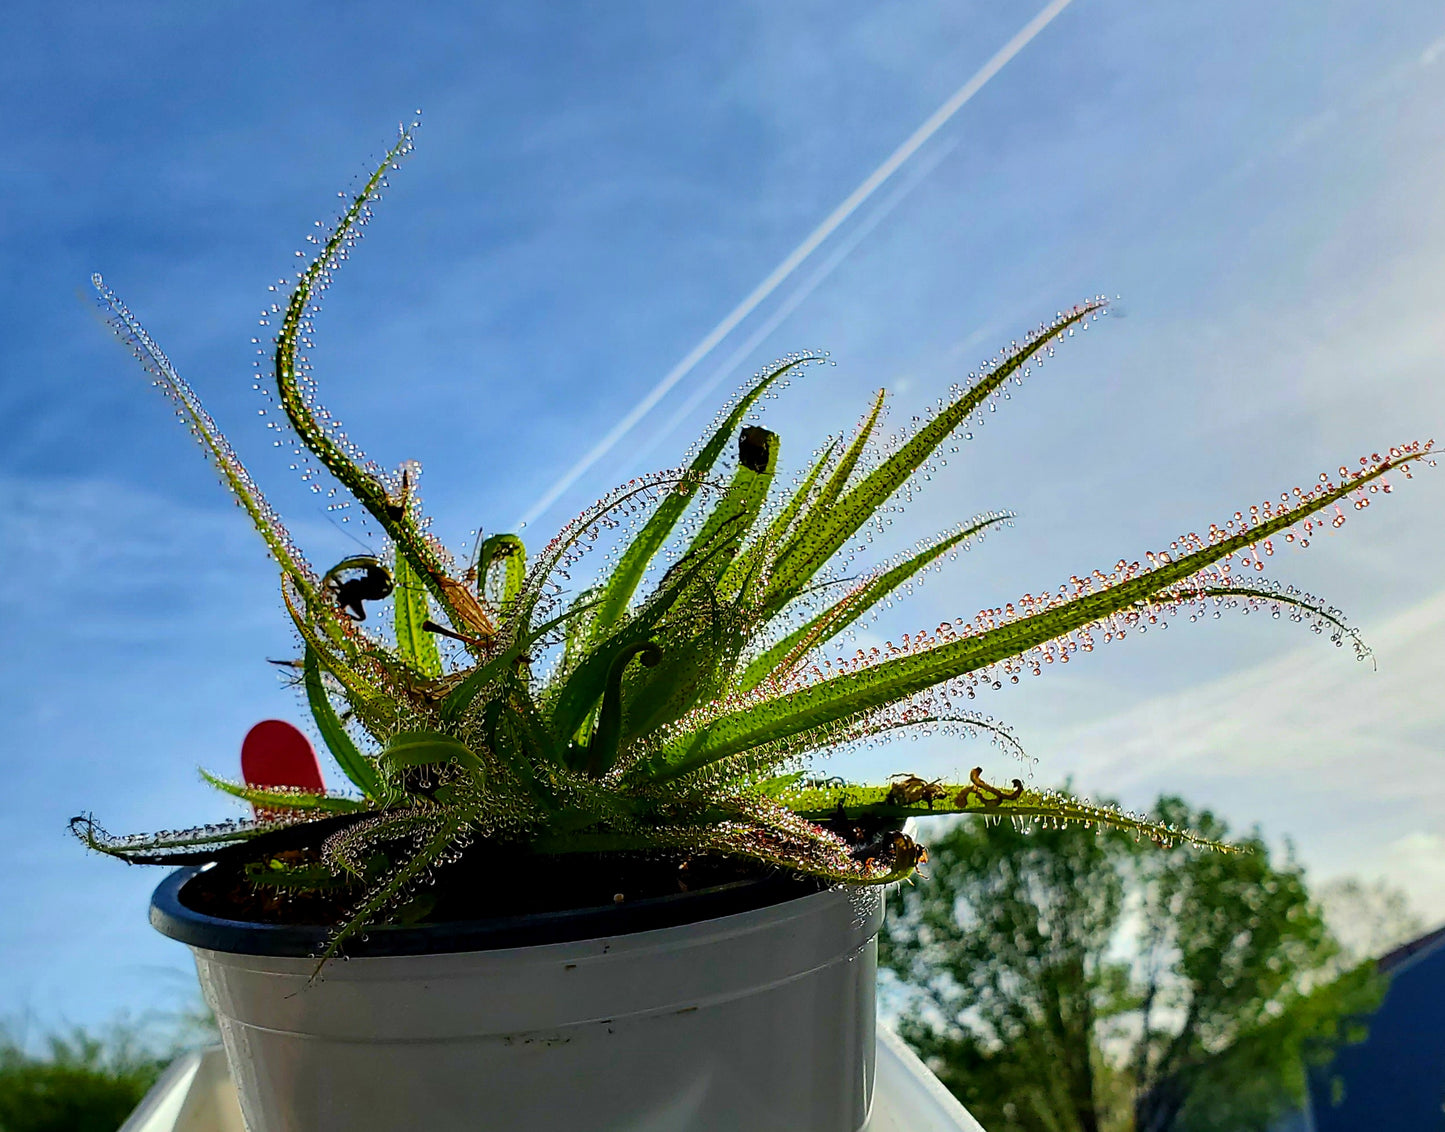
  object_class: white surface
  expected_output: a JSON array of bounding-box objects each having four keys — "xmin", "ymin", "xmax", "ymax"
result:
[
  {"xmin": 868, "ymin": 1028, "xmax": 985, "ymax": 1132},
  {"xmin": 120, "ymin": 1048, "xmax": 245, "ymax": 1132},
  {"xmin": 189, "ymin": 886, "xmax": 883, "ymax": 1131},
  {"xmin": 123, "ymin": 1028, "xmax": 982, "ymax": 1132}
]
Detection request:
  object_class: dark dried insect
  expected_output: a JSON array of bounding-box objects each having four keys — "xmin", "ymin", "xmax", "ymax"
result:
[
  {"xmin": 738, "ymin": 425, "xmax": 775, "ymax": 473},
  {"xmin": 886, "ymin": 773, "xmax": 947, "ymax": 808},
  {"xmin": 889, "ymin": 832, "xmax": 929, "ymax": 871},
  {"xmin": 861, "ymin": 834, "xmax": 928, "ymax": 875},
  {"xmin": 384, "ymin": 465, "xmax": 415, "ymax": 521},
  {"xmin": 952, "ymin": 766, "xmax": 1025, "ymax": 811},
  {"xmin": 325, "ymin": 557, "xmax": 394, "ymax": 621}
]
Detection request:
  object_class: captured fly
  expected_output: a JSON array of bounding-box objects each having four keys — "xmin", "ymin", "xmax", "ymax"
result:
[{"xmin": 324, "ymin": 556, "xmax": 394, "ymax": 621}]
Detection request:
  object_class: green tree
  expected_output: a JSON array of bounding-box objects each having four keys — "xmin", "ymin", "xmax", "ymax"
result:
[
  {"xmin": 0, "ymin": 1011, "xmax": 214, "ymax": 1132},
  {"xmin": 0, "ymin": 1029, "xmax": 163, "ymax": 1132},
  {"xmin": 880, "ymin": 797, "xmax": 1382, "ymax": 1132}
]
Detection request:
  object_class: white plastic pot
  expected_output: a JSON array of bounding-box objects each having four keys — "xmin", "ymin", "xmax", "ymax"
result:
[{"xmin": 152, "ymin": 867, "xmax": 884, "ymax": 1132}]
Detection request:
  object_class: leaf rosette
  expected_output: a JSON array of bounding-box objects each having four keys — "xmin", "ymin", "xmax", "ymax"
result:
[{"xmin": 77, "ymin": 126, "xmax": 1435, "ymax": 962}]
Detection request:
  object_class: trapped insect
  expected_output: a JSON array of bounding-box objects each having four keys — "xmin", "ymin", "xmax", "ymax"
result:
[{"xmin": 325, "ymin": 558, "xmax": 395, "ymax": 622}]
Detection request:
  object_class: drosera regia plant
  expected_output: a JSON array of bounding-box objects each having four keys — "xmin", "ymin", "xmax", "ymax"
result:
[{"xmin": 72, "ymin": 125, "xmax": 1434, "ymax": 963}]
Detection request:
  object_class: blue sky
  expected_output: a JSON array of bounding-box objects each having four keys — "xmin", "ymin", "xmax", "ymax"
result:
[{"xmin": 3, "ymin": 1, "xmax": 1444, "ymax": 1029}]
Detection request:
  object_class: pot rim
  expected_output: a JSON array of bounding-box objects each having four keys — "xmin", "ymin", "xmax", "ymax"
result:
[{"xmin": 150, "ymin": 863, "xmax": 828, "ymax": 959}]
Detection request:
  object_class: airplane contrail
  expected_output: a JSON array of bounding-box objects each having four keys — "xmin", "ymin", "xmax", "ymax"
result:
[
  {"xmin": 619, "ymin": 138, "xmax": 960, "ymax": 477},
  {"xmin": 514, "ymin": 0, "xmax": 1076, "ymax": 531}
]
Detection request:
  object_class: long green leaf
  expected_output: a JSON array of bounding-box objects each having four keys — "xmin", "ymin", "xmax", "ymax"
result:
[
  {"xmin": 391, "ymin": 549, "xmax": 443, "ymax": 677},
  {"xmin": 546, "ymin": 530, "xmax": 748, "ymax": 746},
  {"xmin": 270, "ymin": 130, "xmax": 482, "ymax": 637},
  {"xmin": 716, "ymin": 435, "xmax": 842, "ymax": 605},
  {"xmin": 201, "ymin": 770, "xmax": 368, "ymax": 813},
  {"xmin": 509, "ymin": 471, "xmax": 685, "ymax": 642},
  {"xmin": 485, "ymin": 681, "xmax": 566, "ymax": 780},
  {"xmin": 764, "ymin": 304, "xmax": 1102, "ymax": 611},
  {"xmin": 304, "ymin": 646, "xmax": 384, "ymax": 799},
  {"xmin": 500, "ymin": 681, "xmax": 565, "ymax": 767},
  {"xmin": 561, "ymin": 586, "xmax": 600, "ymax": 674},
  {"xmin": 655, "ymin": 447, "xmax": 1426, "ymax": 778},
  {"xmin": 282, "ymin": 583, "xmax": 394, "ymax": 732},
  {"xmin": 581, "ymin": 642, "xmax": 663, "ymax": 776},
  {"xmin": 92, "ymin": 277, "xmax": 319, "ymax": 602},
  {"xmin": 589, "ymin": 356, "xmax": 815, "ymax": 638},
  {"xmin": 782, "ymin": 779, "xmax": 1232, "ymax": 851},
  {"xmin": 1153, "ymin": 580, "xmax": 1366, "ymax": 657},
  {"xmin": 671, "ymin": 427, "xmax": 779, "ymax": 601},
  {"xmin": 438, "ymin": 647, "xmax": 522, "ymax": 724},
  {"xmin": 764, "ymin": 437, "xmax": 840, "ymax": 546},
  {"xmin": 438, "ymin": 598, "xmax": 601, "ymax": 725},
  {"xmin": 477, "ymin": 534, "xmax": 527, "ymax": 606},
  {"xmin": 69, "ymin": 814, "xmax": 277, "ymax": 864},
  {"xmin": 807, "ymin": 389, "xmax": 885, "ymax": 521},
  {"xmin": 737, "ymin": 513, "xmax": 1012, "ymax": 694},
  {"xmin": 318, "ymin": 813, "xmax": 459, "ymax": 970},
  {"xmin": 380, "ymin": 730, "xmax": 485, "ymax": 774},
  {"xmin": 620, "ymin": 608, "xmax": 748, "ymax": 747}
]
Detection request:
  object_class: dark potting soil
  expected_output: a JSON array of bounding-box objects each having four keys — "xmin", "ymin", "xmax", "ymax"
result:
[{"xmin": 178, "ymin": 813, "xmax": 900, "ymax": 930}]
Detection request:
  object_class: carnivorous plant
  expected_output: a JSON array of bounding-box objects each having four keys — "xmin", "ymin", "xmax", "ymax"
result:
[{"xmin": 73, "ymin": 126, "xmax": 1434, "ymax": 959}]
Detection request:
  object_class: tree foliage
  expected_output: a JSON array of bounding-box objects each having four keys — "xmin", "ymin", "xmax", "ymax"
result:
[
  {"xmin": 881, "ymin": 799, "xmax": 1383, "ymax": 1132},
  {"xmin": 0, "ymin": 1024, "xmax": 171, "ymax": 1132}
]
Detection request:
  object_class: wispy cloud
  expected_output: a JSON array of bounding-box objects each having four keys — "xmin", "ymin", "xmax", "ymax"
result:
[
  {"xmin": 1045, "ymin": 589, "xmax": 1445, "ymax": 918},
  {"xmin": 512, "ymin": 0, "xmax": 1077, "ymax": 530}
]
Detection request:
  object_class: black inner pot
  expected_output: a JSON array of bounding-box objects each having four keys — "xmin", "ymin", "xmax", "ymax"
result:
[{"xmin": 152, "ymin": 851, "xmax": 831, "ymax": 959}]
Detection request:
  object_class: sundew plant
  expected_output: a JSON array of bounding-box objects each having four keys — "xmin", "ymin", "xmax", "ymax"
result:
[{"xmin": 74, "ymin": 127, "xmax": 1433, "ymax": 958}]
